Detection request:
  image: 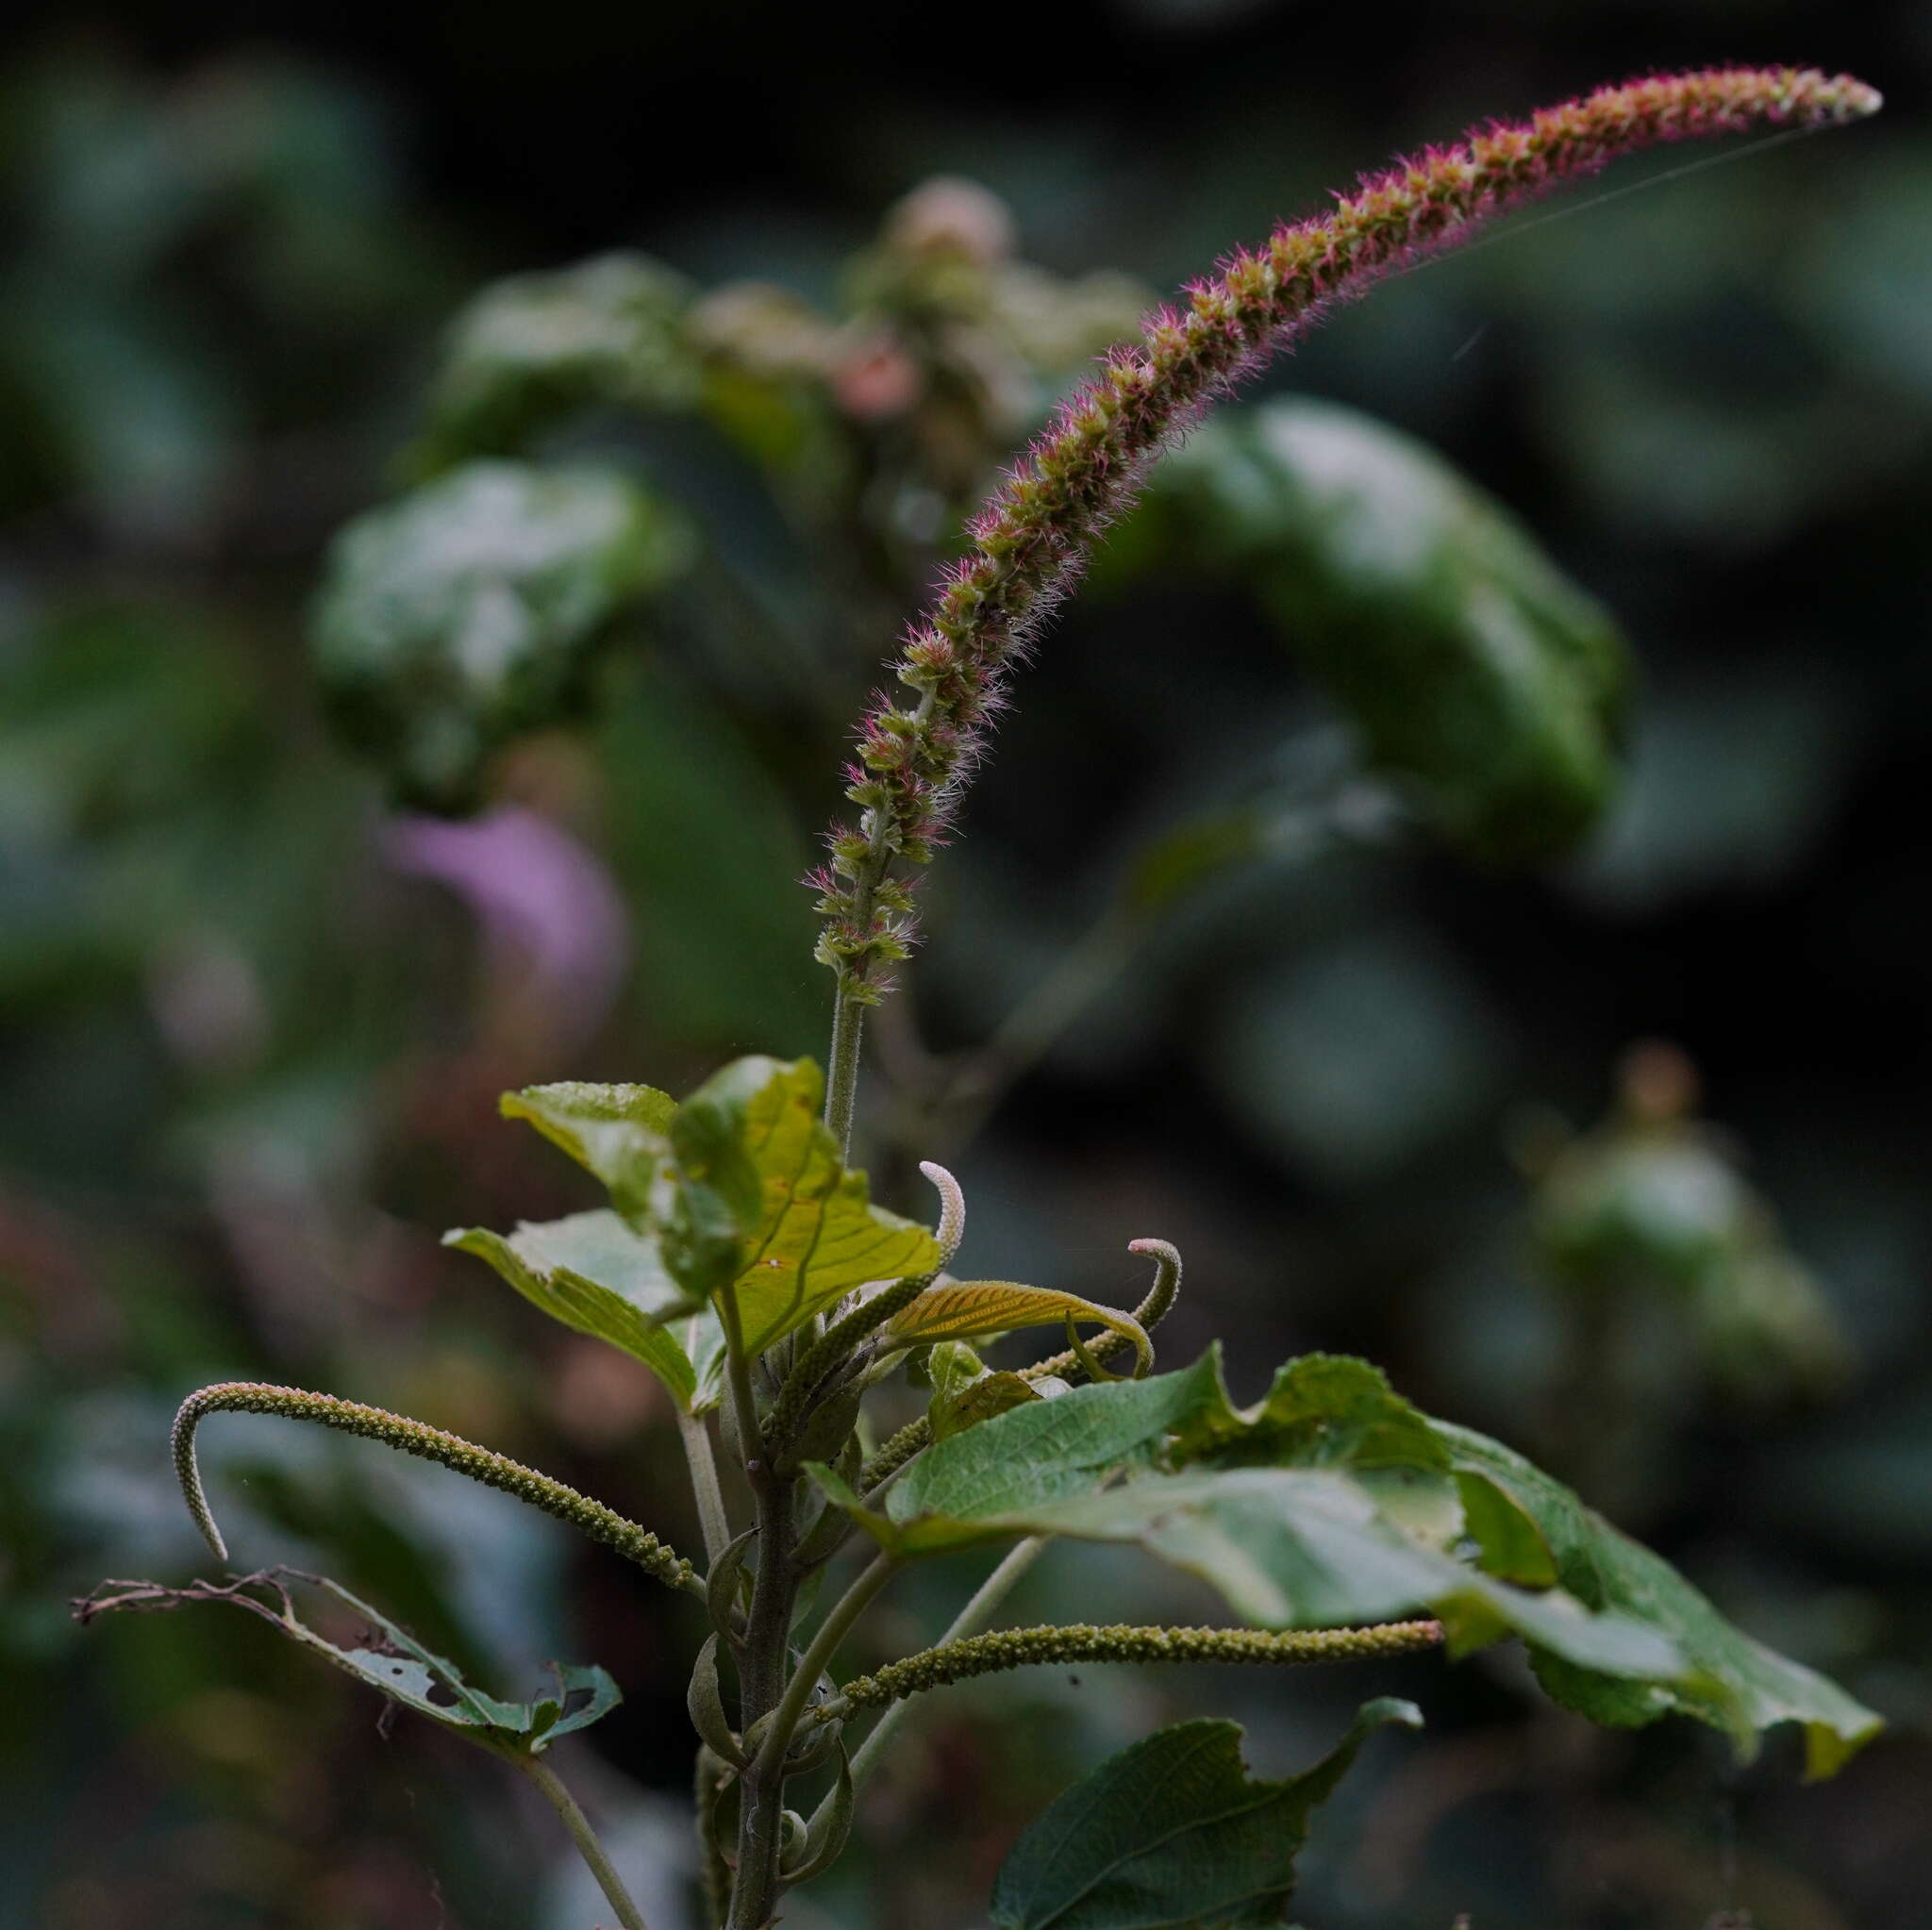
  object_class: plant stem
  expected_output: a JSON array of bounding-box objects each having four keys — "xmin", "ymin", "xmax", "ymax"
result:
[
  {"xmin": 728, "ymin": 1465, "xmax": 800, "ymax": 1930},
  {"xmin": 836, "ymin": 1536, "xmax": 1046, "ymax": 1806},
  {"xmin": 676, "ymin": 1405, "xmax": 732, "ymax": 1567},
  {"xmin": 824, "ymin": 977, "xmax": 866, "ymax": 1156},
  {"xmin": 752, "ymin": 1550, "xmax": 896, "ymax": 1780},
  {"xmin": 513, "ymin": 1751, "xmax": 649, "ymax": 1930}
]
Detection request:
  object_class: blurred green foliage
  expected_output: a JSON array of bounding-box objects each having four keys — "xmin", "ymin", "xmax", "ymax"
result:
[{"xmin": 3, "ymin": 12, "xmax": 1927, "ymax": 1930}]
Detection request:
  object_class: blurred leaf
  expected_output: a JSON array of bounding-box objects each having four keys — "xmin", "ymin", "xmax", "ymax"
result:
[
  {"xmin": 75, "ymin": 1569, "xmax": 619, "ymax": 1755},
  {"xmin": 1436, "ymin": 1423, "xmax": 1882, "ymax": 1776},
  {"xmin": 309, "ymin": 459, "xmax": 691, "ymax": 808},
  {"xmin": 1148, "ymin": 399, "xmax": 1629, "ymax": 860},
  {"xmin": 1210, "ymin": 927, "xmax": 1509, "ymax": 1185},
  {"xmin": 886, "ymin": 1280, "xmax": 1151, "ymax": 1372},
  {"xmin": 499, "ymin": 1080, "xmax": 676, "ymax": 1224},
  {"xmin": 446, "ymin": 1209, "xmax": 722, "ymax": 1411},
  {"xmin": 662, "ymin": 1056, "xmax": 939, "ymax": 1354},
  {"xmin": 410, "ymin": 252, "xmax": 700, "ymax": 472},
  {"xmin": 990, "ymin": 1701, "xmax": 1421, "ymax": 1930}
]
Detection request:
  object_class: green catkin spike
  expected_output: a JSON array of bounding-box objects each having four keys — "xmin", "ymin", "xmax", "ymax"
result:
[
  {"xmin": 766, "ymin": 1273, "xmax": 937, "ymax": 1457},
  {"xmin": 919, "ymin": 1159, "xmax": 966, "ymax": 1268},
  {"xmin": 857, "ymin": 1412, "xmax": 931, "ymax": 1496},
  {"xmin": 173, "ymin": 1382, "xmax": 696, "ymax": 1594},
  {"xmin": 825, "ymin": 1619, "xmax": 1443, "ymax": 1714},
  {"xmin": 1021, "ymin": 1238, "xmax": 1182, "ymax": 1384}
]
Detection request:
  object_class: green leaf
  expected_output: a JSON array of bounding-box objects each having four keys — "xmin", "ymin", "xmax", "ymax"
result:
[
  {"xmin": 990, "ymin": 1701, "xmax": 1421, "ymax": 1929},
  {"xmin": 810, "ymin": 1346, "xmax": 1684, "ymax": 1684},
  {"xmin": 310, "ymin": 459, "xmax": 691, "ymax": 810},
  {"xmin": 663, "ymin": 1057, "xmax": 940, "ymax": 1355},
  {"xmin": 886, "ymin": 1280, "xmax": 1151, "ymax": 1373},
  {"xmin": 1173, "ymin": 1352, "xmax": 1463, "ymax": 1546},
  {"xmin": 445, "ymin": 1208, "xmax": 723, "ymax": 1412},
  {"xmin": 1435, "ymin": 1423, "xmax": 1883, "ymax": 1776},
  {"xmin": 77, "ymin": 1569, "xmax": 619, "ymax": 1756},
  {"xmin": 1152, "ymin": 400, "xmax": 1629, "ymax": 861},
  {"xmin": 924, "ymin": 1341, "xmax": 1051, "ymax": 1441},
  {"xmin": 880, "ymin": 1353, "xmax": 1228, "ymax": 1547},
  {"xmin": 409, "ymin": 252, "xmax": 700, "ymax": 472},
  {"xmin": 499, "ymin": 1080, "xmax": 676, "ymax": 1223}
]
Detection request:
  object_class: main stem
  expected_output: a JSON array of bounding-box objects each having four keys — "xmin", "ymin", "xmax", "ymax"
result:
[
  {"xmin": 729, "ymin": 1465, "xmax": 799, "ymax": 1930},
  {"xmin": 514, "ymin": 1751, "xmax": 650, "ymax": 1930}
]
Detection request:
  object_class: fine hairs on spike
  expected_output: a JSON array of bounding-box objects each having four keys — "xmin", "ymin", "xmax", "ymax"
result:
[
  {"xmin": 919, "ymin": 1159, "xmax": 966, "ymax": 1266},
  {"xmin": 809, "ymin": 67, "xmax": 1882, "ymax": 1010}
]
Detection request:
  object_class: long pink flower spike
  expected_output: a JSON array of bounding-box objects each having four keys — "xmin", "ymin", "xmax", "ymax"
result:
[{"xmin": 810, "ymin": 65, "xmax": 1881, "ymax": 1002}]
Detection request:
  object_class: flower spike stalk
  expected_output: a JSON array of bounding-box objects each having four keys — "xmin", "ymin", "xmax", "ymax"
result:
[{"xmin": 810, "ymin": 64, "xmax": 1879, "ymax": 1143}]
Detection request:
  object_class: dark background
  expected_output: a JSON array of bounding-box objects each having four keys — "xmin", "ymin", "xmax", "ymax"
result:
[{"xmin": 2, "ymin": 3, "xmax": 1926, "ymax": 1926}]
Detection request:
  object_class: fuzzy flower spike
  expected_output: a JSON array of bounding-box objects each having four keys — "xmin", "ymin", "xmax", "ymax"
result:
[{"xmin": 810, "ymin": 65, "xmax": 1879, "ymax": 1109}]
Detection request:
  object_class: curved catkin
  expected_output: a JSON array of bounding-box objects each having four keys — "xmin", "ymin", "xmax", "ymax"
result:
[
  {"xmin": 172, "ymin": 1382, "xmax": 695, "ymax": 1592},
  {"xmin": 828, "ymin": 1619, "xmax": 1444, "ymax": 1712},
  {"xmin": 809, "ymin": 67, "xmax": 1880, "ymax": 1002}
]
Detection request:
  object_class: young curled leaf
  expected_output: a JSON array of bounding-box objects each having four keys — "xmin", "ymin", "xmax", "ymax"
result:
[
  {"xmin": 74, "ymin": 1569, "xmax": 620, "ymax": 1756},
  {"xmin": 887, "ymin": 1281, "xmax": 1152, "ymax": 1374}
]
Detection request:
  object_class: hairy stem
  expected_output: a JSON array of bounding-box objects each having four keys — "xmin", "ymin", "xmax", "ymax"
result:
[
  {"xmin": 512, "ymin": 1751, "xmax": 650, "ymax": 1930},
  {"xmin": 729, "ymin": 1467, "xmax": 800, "ymax": 1930},
  {"xmin": 821, "ymin": 1618, "xmax": 1444, "ymax": 1715},
  {"xmin": 676, "ymin": 1405, "xmax": 733, "ymax": 1566},
  {"xmin": 752, "ymin": 1551, "xmax": 897, "ymax": 1781},
  {"xmin": 173, "ymin": 1384, "xmax": 698, "ymax": 1596},
  {"xmin": 824, "ymin": 977, "xmax": 868, "ymax": 1156},
  {"xmin": 694, "ymin": 1746, "xmax": 735, "ymax": 1930},
  {"xmin": 834, "ymin": 1536, "xmax": 1047, "ymax": 1808}
]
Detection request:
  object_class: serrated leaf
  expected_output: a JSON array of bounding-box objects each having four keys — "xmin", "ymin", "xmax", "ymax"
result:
[
  {"xmin": 77, "ymin": 1570, "xmax": 619, "ymax": 1755},
  {"xmin": 1154, "ymin": 400, "xmax": 1629, "ymax": 861},
  {"xmin": 411, "ymin": 252, "xmax": 700, "ymax": 471},
  {"xmin": 310, "ymin": 459, "xmax": 691, "ymax": 809},
  {"xmin": 886, "ymin": 1280, "xmax": 1151, "ymax": 1373},
  {"xmin": 662, "ymin": 1057, "xmax": 940, "ymax": 1355},
  {"xmin": 445, "ymin": 1208, "xmax": 723, "ymax": 1411},
  {"xmin": 1173, "ymin": 1352, "xmax": 1463, "ymax": 1547},
  {"xmin": 1434, "ymin": 1423, "xmax": 1882, "ymax": 1775},
  {"xmin": 990, "ymin": 1701, "xmax": 1421, "ymax": 1929},
  {"xmin": 806, "ymin": 1346, "xmax": 1685, "ymax": 1695},
  {"xmin": 499, "ymin": 1080, "xmax": 675, "ymax": 1223}
]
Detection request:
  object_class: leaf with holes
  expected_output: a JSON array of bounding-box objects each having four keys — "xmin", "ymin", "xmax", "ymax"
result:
[{"xmin": 75, "ymin": 1569, "xmax": 620, "ymax": 1755}]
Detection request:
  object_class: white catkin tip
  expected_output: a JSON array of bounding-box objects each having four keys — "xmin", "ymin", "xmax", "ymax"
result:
[{"xmin": 918, "ymin": 1159, "xmax": 966, "ymax": 1266}]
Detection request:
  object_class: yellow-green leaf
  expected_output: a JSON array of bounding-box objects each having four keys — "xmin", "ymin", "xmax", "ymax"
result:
[
  {"xmin": 445, "ymin": 1209, "xmax": 722, "ymax": 1411},
  {"xmin": 665, "ymin": 1057, "xmax": 940, "ymax": 1355},
  {"xmin": 499, "ymin": 1080, "xmax": 675, "ymax": 1223},
  {"xmin": 887, "ymin": 1281, "xmax": 1151, "ymax": 1374}
]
